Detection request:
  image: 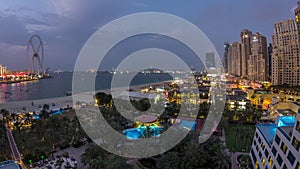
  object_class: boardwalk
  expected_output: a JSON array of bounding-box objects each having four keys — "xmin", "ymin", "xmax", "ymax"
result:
[{"xmin": 6, "ymin": 125, "xmax": 21, "ymax": 161}]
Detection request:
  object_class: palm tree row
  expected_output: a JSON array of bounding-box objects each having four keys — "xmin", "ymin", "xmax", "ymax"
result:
[{"xmin": 159, "ymin": 133, "xmax": 231, "ymax": 169}]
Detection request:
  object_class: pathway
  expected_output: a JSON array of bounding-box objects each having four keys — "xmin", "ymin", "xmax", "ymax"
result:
[
  {"xmin": 231, "ymin": 152, "xmax": 249, "ymax": 169},
  {"xmin": 5, "ymin": 124, "xmax": 21, "ymax": 161}
]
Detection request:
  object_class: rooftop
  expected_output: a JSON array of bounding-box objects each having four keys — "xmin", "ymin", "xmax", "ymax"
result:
[
  {"xmin": 257, "ymin": 116, "xmax": 295, "ymax": 146},
  {"xmin": 257, "ymin": 124, "xmax": 277, "ymax": 146}
]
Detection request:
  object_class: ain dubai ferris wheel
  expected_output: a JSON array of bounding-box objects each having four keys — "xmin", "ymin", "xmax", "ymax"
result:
[{"xmin": 26, "ymin": 35, "xmax": 49, "ymax": 77}]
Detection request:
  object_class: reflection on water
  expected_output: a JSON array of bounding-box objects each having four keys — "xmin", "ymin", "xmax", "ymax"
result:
[{"xmin": 0, "ymin": 72, "xmax": 173, "ymax": 103}]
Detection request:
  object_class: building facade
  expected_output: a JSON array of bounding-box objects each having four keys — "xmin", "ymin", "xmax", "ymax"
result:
[
  {"xmin": 248, "ymin": 32, "xmax": 268, "ymax": 82},
  {"xmin": 205, "ymin": 52, "xmax": 216, "ymax": 68},
  {"xmin": 250, "ymin": 113, "xmax": 300, "ymax": 169},
  {"xmin": 240, "ymin": 29, "xmax": 253, "ymax": 78},
  {"xmin": 0, "ymin": 64, "xmax": 7, "ymax": 75},
  {"xmin": 271, "ymin": 19, "xmax": 300, "ymax": 86},
  {"xmin": 223, "ymin": 42, "xmax": 230, "ymax": 74},
  {"xmin": 228, "ymin": 42, "xmax": 242, "ymax": 76},
  {"xmin": 228, "ymin": 30, "xmax": 268, "ymax": 81},
  {"xmin": 268, "ymin": 44, "xmax": 273, "ymax": 80}
]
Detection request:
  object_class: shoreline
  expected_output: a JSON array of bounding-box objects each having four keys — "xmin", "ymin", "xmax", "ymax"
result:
[
  {"xmin": 0, "ymin": 80, "xmax": 172, "ymax": 113},
  {"xmin": 0, "ymin": 78, "xmax": 39, "ymax": 84}
]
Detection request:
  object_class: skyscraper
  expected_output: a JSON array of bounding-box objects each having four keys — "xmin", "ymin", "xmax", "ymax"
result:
[
  {"xmin": 205, "ymin": 52, "xmax": 216, "ymax": 68},
  {"xmin": 227, "ymin": 30, "xmax": 268, "ymax": 81},
  {"xmin": 268, "ymin": 43, "xmax": 273, "ymax": 79},
  {"xmin": 0, "ymin": 64, "xmax": 7, "ymax": 75},
  {"xmin": 240, "ymin": 29, "xmax": 252, "ymax": 78},
  {"xmin": 294, "ymin": 1, "xmax": 300, "ymax": 45},
  {"xmin": 228, "ymin": 42, "xmax": 242, "ymax": 76},
  {"xmin": 248, "ymin": 32, "xmax": 268, "ymax": 82},
  {"xmin": 271, "ymin": 19, "xmax": 300, "ymax": 86},
  {"xmin": 223, "ymin": 42, "xmax": 230, "ymax": 73}
]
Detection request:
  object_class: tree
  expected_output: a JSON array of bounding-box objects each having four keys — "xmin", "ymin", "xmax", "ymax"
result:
[
  {"xmin": 0, "ymin": 109, "xmax": 9, "ymax": 123},
  {"xmin": 211, "ymin": 145, "xmax": 231, "ymax": 169},
  {"xmin": 159, "ymin": 151, "xmax": 181, "ymax": 169}
]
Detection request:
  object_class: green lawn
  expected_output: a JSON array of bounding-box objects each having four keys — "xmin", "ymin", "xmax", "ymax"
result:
[{"xmin": 225, "ymin": 124, "xmax": 256, "ymax": 152}]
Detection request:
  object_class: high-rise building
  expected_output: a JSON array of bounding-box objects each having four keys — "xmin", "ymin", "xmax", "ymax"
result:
[
  {"xmin": 228, "ymin": 30, "xmax": 268, "ymax": 81},
  {"xmin": 268, "ymin": 44, "xmax": 273, "ymax": 79},
  {"xmin": 295, "ymin": 1, "xmax": 300, "ymax": 45},
  {"xmin": 240, "ymin": 29, "xmax": 253, "ymax": 78},
  {"xmin": 248, "ymin": 32, "xmax": 268, "ymax": 82},
  {"xmin": 223, "ymin": 42, "xmax": 230, "ymax": 73},
  {"xmin": 250, "ymin": 114, "xmax": 300, "ymax": 169},
  {"xmin": 0, "ymin": 64, "xmax": 7, "ymax": 75},
  {"xmin": 205, "ymin": 52, "xmax": 216, "ymax": 68},
  {"xmin": 228, "ymin": 42, "xmax": 242, "ymax": 76},
  {"xmin": 271, "ymin": 19, "xmax": 300, "ymax": 86}
]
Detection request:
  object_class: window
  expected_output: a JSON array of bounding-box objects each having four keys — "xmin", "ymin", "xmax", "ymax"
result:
[
  {"xmin": 277, "ymin": 155, "xmax": 283, "ymax": 166},
  {"xmin": 283, "ymin": 164, "xmax": 288, "ymax": 169},
  {"xmin": 264, "ymin": 149, "xmax": 269, "ymax": 158},
  {"xmin": 261, "ymin": 158, "xmax": 266, "ymax": 166},
  {"xmin": 251, "ymin": 149, "xmax": 256, "ymax": 162},
  {"xmin": 296, "ymin": 121, "xmax": 300, "ymax": 133},
  {"xmin": 280, "ymin": 142, "xmax": 287, "ymax": 154},
  {"xmin": 268, "ymin": 157, "xmax": 273, "ymax": 167},
  {"xmin": 258, "ymin": 137, "xmax": 262, "ymax": 144},
  {"xmin": 297, "ymin": 162, "xmax": 300, "ymax": 169},
  {"xmin": 275, "ymin": 135, "xmax": 280, "ymax": 145},
  {"xmin": 261, "ymin": 143, "xmax": 265, "ymax": 150},
  {"xmin": 287, "ymin": 151, "xmax": 295, "ymax": 165},
  {"xmin": 293, "ymin": 137, "xmax": 300, "ymax": 151},
  {"xmin": 272, "ymin": 165, "xmax": 277, "ymax": 169},
  {"xmin": 272, "ymin": 147, "xmax": 277, "ymax": 156},
  {"xmin": 259, "ymin": 152, "xmax": 262, "ymax": 158}
]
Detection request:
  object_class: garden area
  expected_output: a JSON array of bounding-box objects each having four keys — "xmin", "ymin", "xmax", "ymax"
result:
[
  {"xmin": 0, "ymin": 121, "xmax": 11, "ymax": 161},
  {"xmin": 12, "ymin": 109, "xmax": 88, "ymax": 165},
  {"xmin": 225, "ymin": 124, "xmax": 256, "ymax": 152}
]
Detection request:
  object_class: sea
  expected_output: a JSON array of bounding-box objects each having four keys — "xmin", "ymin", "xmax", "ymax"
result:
[{"xmin": 0, "ymin": 72, "xmax": 175, "ymax": 103}]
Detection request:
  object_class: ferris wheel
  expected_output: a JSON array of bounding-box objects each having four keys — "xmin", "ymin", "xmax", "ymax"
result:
[{"xmin": 26, "ymin": 35, "xmax": 44, "ymax": 75}]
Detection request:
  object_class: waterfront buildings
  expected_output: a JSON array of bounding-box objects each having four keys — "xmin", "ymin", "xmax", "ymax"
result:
[
  {"xmin": 240, "ymin": 29, "xmax": 253, "ymax": 78},
  {"xmin": 250, "ymin": 113, "xmax": 300, "ymax": 169},
  {"xmin": 223, "ymin": 42, "xmax": 230, "ymax": 73},
  {"xmin": 205, "ymin": 52, "xmax": 216, "ymax": 68},
  {"xmin": 0, "ymin": 64, "xmax": 7, "ymax": 75},
  {"xmin": 271, "ymin": 19, "xmax": 300, "ymax": 86},
  {"xmin": 268, "ymin": 44, "xmax": 273, "ymax": 80},
  {"xmin": 228, "ymin": 42, "xmax": 242, "ymax": 76},
  {"xmin": 248, "ymin": 32, "xmax": 268, "ymax": 82},
  {"xmin": 227, "ymin": 30, "xmax": 268, "ymax": 81}
]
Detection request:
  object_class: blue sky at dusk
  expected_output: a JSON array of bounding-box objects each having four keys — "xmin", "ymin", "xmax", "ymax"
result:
[{"xmin": 0, "ymin": 0, "xmax": 298, "ymax": 71}]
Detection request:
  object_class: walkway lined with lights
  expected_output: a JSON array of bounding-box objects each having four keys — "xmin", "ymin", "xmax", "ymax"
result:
[{"xmin": 6, "ymin": 124, "xmax": 21, "ymax": 161}]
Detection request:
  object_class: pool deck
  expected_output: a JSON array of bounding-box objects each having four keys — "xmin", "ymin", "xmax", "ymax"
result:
[{"xmin": 0, "ymin": 161, "xmax": 20, "ymax": 169}]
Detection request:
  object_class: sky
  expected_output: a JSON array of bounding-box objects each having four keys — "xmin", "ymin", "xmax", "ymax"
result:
[{"xmin": 0, "ymin": 0, "xmax": 298, "ymax": 71}]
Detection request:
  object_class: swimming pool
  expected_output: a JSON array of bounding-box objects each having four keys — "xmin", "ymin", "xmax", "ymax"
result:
[
  {"xmin": 181, "ymin": 120, "xmax": 197, "ymax": 131},
  {"xmin": 123, "ymin": 125, "xmax": 164, "ymax": 140}
]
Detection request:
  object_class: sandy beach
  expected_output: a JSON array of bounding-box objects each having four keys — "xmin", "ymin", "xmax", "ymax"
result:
[{"xmin": 0, "ymin": 80, "xmax": 172, "ymax": 114}]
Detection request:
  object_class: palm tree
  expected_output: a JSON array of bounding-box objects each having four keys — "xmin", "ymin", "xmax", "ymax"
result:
[
  {"xmin": 211, "ymin": 146, "xmax": 231, "ymax": 169},
  {"xmin": 159, "ymin": 151, "xmax": 181, "ymax": 169}
]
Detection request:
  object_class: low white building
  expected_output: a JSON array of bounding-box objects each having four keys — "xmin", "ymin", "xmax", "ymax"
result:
[{"xmin": 250, "ymin": 109, "xmax": 300, "ymax": 169}]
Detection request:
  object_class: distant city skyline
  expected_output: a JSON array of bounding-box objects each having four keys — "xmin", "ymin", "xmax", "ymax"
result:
[{"xmin": 0, "ymin": 0, "xmax": 298, "ymax": 71}]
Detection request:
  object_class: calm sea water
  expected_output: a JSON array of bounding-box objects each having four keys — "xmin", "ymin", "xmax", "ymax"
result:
[{"xmin": 0, "ymin": 72, "xmax": 174, "ymax": 103}]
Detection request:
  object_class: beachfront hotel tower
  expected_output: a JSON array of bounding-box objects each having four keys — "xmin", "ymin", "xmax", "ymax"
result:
[
  {"xmin": 271, "ymin": 19, "xmax": 300, "ymax": 86},
  {"xmin": 248, "ymin": 32, "xmax": 268, "ymax": 82},
  {"xmin": 250, "ymin": 112, "xmax": 300, "ymax": 169}
]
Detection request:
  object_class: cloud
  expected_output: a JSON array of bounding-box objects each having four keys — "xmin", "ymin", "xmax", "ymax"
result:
[
  {"xmin": 25, "ymin": 24, "xmax": 54, "ymax": 33},
  {"xmin": 0, "ymin": 42, "xmax": 27, "ymax": 69}
]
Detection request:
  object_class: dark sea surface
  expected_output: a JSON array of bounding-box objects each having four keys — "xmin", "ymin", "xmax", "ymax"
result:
[{"xmin": 0, "ymin": 72, "xmax": 174, "ymax": 103}]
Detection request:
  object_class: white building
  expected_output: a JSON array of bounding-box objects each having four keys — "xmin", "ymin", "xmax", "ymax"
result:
[{"xmin": 250, "ymin": 110, "xmax": 300, "ymax": 169}]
